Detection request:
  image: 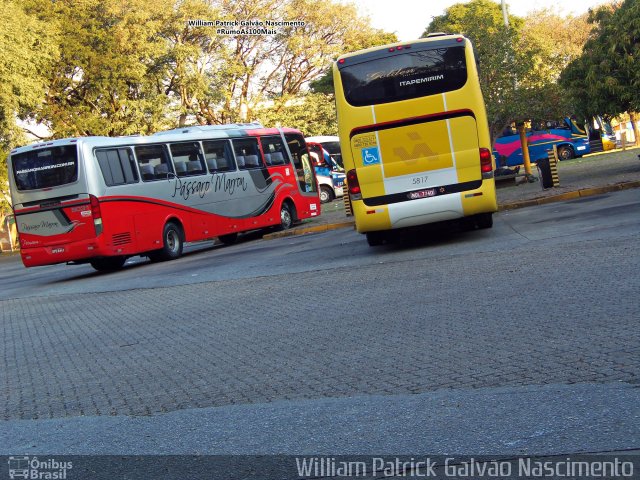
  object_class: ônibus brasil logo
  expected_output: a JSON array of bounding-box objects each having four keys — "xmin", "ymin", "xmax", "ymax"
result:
[{"xmin": 7, "ymin": 456, "xmax": 72, "ymax": 479}]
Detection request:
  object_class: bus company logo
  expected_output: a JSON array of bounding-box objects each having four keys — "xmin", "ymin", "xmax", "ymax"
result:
[
  {"xmin": 21, "ymin": 240, "xmax": 40, "ymax": 247},
  {"xmin": 20, "ymin": 221, "xmax": 61, "ymax": 233},
  {"xmin": 393, "ymin": 132, "xmax": 437, "ymax": 165},
  {"xmin": 7, "ymin": 456, "xmax": 73, "ymax": 479},
  {"xmin": 170, "ymin": 172, "xmax": 248, "ymax": 201},
  {"xmin": 398, "ymin": 74, "xmax": 444, "ymax": 87}
]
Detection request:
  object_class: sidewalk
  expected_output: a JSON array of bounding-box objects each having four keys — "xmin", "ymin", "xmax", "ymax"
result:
[{"xmin": 272, "ymin": 147, "xmax": 640, "ymax": 238}]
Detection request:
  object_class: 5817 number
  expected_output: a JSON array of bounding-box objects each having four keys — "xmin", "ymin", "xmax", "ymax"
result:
[{"xmin": 412, "ymin": 175, "xmax": 429, "ymax": 185}]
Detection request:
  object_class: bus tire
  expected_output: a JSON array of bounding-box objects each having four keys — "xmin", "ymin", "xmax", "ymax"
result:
[
  {"xmin": 150, "ymin": 221, "xmax": 184, "ymax": 261},
  {"xmin": 366, "ymin": 231, "xmax": 385, "ymax": 246},
  {"xmin": 557, "ymin": 145, "xmax": 574, "ymax": 161},
  {"xmin": 218, "ymin": 232, "xmax": 238, "ymax": 245},
  {"xmin": 279, "ymin": 202, "xmax": 294, "ymax": 230},
  {"xmin": 90, "ymin": 256, "xmax": 126, "ymax": 272},
  {"xmin": 319, "ymin": 185, "xmax": 334, "ymax": 204},
  {"xmin": 476, "ymin": 213, "xmax": 493, "ymax": 229}
]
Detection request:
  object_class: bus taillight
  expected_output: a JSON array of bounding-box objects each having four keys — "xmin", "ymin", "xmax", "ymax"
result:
[
  {"xmin": 479, "ymin": 148, "xmax": 493, "ymax": 173},
  {"xmin": 89, "ymin": 194, "xmax": 103, "ymax": 235},
  {"xmin": 347, "ymin": 169, "xmax": 362, "ymax": 200}
]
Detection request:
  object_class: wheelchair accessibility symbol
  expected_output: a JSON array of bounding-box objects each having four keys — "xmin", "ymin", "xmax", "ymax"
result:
[{"xmin": 362, "ymin": 147, "xmax": 381, "ymax": 165}]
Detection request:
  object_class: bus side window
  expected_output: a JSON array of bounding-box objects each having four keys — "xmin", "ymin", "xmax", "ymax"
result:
[
  {"xmin": 284, "ymin": 133, "xmax": 317, "ymax": 193},
  {"xmin": 202, "ymin": 140, "xmax": 235, "ymax": 172},
  {"xmin": 96, "ymin": 147, "xmax": 139, "ymax": 186},
  {"xmin": 259, "ymin": 136, "xmax": 289, "ymax": 166},
  {"xmin": 134, "ymin": 144, "xmax": 173, "ymax": 181},
  {"xmin": 233, "ymin": 138, "xmax": 264, "ymax": 170},
  {"xmin": 169, "ymin": 142, "xmax": 205, "ymax": 177}
]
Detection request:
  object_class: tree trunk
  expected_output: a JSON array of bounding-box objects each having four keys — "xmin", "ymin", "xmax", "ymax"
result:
[{"xmin": 630, "ymin": 112, "xmax": 640, "ymax": 146}]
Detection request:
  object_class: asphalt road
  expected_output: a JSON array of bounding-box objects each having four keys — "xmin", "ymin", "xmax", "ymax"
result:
[{"xmin": 1, "ymin": 189, "xmax": 639, "ymax": 458}]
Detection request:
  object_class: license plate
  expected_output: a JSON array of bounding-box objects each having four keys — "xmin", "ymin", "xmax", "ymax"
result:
[
  {"xmin": 409, "ymin": 188, "xmax": 436, "ymax": 200},
  {"xmin": 51, "ymin": 247, "xmax": 65, "ymax": 254}
]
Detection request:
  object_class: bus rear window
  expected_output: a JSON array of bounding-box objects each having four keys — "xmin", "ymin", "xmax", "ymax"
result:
[
  {"xmin": 339, "ymin": 45, "xmax": 467, "ymax": 107},
  {"xmin": 12, "ymin": 146, "xmax": 78, "ymax": 191}
]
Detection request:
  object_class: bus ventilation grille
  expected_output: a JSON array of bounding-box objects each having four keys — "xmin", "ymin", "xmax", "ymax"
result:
[{"xmin": 112, "ymin": 232, "xmax": 132, "ymax": 246}]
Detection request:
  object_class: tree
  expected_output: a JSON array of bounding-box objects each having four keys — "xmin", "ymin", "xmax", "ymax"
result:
[
  {"xmin": 174, "ymin": 0, "xmax": 396, "ymax": 126},
  {"xmin": 560, "ymin": 0, "xmax": 640, "ymax": 145},
  {"xmin": 155, "ymin": 0, "xmax": 225, "ymax": 127},
  {"xmin": 422, "ymin": 0, "xmax": 579, "ymax": 142},
  {"xmin": 254, "ymin": 93, "xmax": 337, "ymax": 136},
  {"xmin": 519, "ymin": 9, "xmax": 590, "ymax": 86},
  {"xmin": 0, "ymin": 0, "xmax": 58, "ymax": 212},
  {"xmin": 34, "ymin": 0, "xmax": 174, "ymax": 138}
]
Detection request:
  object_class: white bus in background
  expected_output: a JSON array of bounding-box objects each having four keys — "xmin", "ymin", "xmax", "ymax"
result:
[
  {"xmin": 305, "ymin": 135, "xmax": 343, "ymax": 170},
  {"xmin": 305, "ymin": 136, "xmax": 346, "ymax": 203}
]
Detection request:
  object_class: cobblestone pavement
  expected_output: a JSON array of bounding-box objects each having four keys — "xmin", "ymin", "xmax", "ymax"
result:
[{"xmin": 2, "ymin": 226, "xmax": 638, "ymax": 420}]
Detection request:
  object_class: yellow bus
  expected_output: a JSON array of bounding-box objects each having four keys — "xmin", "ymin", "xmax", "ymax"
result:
[{"xmin": 333, "ymin": 34, "xmax": 497, "ymax": 246}]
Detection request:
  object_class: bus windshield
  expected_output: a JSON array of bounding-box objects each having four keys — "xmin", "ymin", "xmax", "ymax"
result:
[
  {"xmin": 12, "ymin": 145, "xmax": 78, "ymax": 191},
  {"xmin": 339, "ymin": 45, "xmax": 467, "ymax": 107}
]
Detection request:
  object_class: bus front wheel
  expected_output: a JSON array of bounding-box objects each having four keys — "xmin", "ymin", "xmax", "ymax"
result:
[
  {"xmin": 90, "ymin": 256, "xmax": 126, "ymax": 272},
  {"xmin": 150, "ymin": 222, "xmax": 184, "ymax": 262},
  {"xmin": 279, "ymin": 203, "xmax": 293, "ymax": 230}
]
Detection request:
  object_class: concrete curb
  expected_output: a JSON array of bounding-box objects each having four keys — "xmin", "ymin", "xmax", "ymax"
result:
[
  {"xmin": 263, "ymin": 220, "xmax": 355, "ymax": 240},
  {"xmin": 498, "ymin": 180, "xmax": 640, "ymax": 211},
  {"xmin": 263, "ymin": 180, "xmax": 640, "ymax": 240}
]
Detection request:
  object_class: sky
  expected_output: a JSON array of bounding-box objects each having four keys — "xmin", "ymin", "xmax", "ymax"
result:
[{"xmin": 347, "ymin": 0, "xmax": 609, "ymax": 41}]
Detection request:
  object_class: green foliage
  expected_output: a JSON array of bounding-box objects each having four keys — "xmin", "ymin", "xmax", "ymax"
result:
[
  {"xmin": 0, "ymin": 0, "xmax": 59, "ymax": 212},
  {"xmin": 560, "ymin": 0, "xmax": 640, "ymax": 144},
  {"xmin": 0, "ymin": 0, "xmax": 58, "ymax": 149},
  {"xmin": 519, "ymin": 9, "xmax": 590, "ymax": 86},
  {"xmin": 423, "ymin": 0, "xmax": 592, "ymax": 141},
  {"xmin": 183, "ymin": 0, "xmax": 397, "ymax": 124},
  {"xmin": 155, "ymin": 0, "xmax": 225, "ymax": 126},
  {"xmin": 424, "ymin": 0, "xmax": 525, "ymax": 140},
  {"xmin": 254, "ymin": 93, "xmax": 337, "ymax": 136},
  {"xmin": 34, "ymin": 0, "xmax": 174, "ymax": 137}
]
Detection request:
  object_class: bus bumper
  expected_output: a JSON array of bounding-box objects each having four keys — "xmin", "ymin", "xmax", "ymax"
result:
[
  {"xmin": 20, "ymin": 237, "xmax": 114, "ymax": 268},
  {"xmin": 352, "ymin": 180, "xmax": 497, "ymax": 233}
]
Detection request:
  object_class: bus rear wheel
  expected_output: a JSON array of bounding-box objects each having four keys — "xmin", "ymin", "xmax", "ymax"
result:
[
  {"xmin": 557, "ymin": 146, "xmax": 574, "ymax": 161},
  {"xmin": 149, "ymin": 221, "xmax": 184, "ymax": 262},
  {"xmin": 90, "ymin": 256, "xmax": 126, "ymax": 272},
  {"xmin": 476, "ymin": 213, "xmax": 493, "ymax": 229},
  {"xmin": 366, "ymin": 231, "xmax": 386, "ymax": 246}
]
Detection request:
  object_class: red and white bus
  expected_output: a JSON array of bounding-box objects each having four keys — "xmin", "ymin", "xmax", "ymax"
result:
[{"xmin": 7, "ymin": 123, "xmax": 319, "ymax": 271}]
